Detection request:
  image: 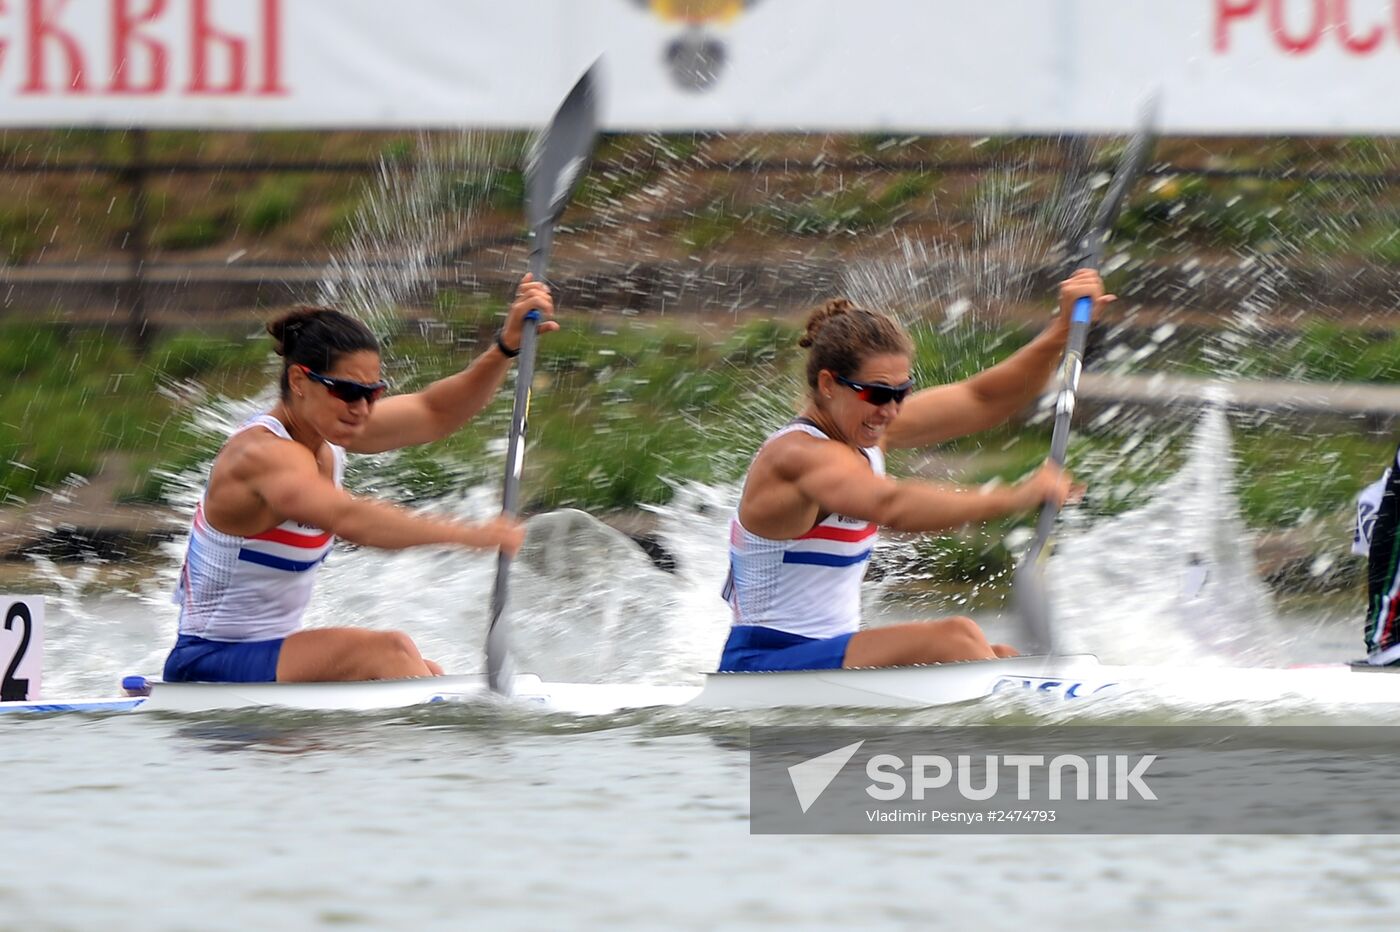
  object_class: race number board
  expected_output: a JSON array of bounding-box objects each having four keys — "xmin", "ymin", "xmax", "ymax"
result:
[{"xmin": 1, "ymin": 596, "xmax": 43, "ymax": 701}]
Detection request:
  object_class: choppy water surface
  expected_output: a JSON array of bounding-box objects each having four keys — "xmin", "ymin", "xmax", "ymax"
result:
[{"xmin": 7, "ymin": 700, "xmax": 1400, "ymax": 929}]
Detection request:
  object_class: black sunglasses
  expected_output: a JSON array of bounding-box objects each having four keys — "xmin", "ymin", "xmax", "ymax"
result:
[
  {"xmin": 834, "ymin": 374, "xmax": 915, "ymax": 406},
  {"xmin": 298, "ymin": 365, "xmax": 388, "ymax": 405}
]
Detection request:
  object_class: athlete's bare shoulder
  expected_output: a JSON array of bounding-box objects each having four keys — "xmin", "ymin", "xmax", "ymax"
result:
[
  {"xmin": 758, "ymin": 428, "xmax": 861, "ymax": 483},
  {"xmin": 212, "ymin": 423, "xmax": 315, "ymax": 486}
]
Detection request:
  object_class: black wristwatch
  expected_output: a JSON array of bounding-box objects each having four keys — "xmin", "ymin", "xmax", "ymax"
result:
[{"xmin": 494, "ymin": 330, "xmax": 521, "ymax": 358}]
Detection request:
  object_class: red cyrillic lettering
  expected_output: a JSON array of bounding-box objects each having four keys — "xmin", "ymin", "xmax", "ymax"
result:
[
  {"xmin": 21, "ymin": 0, "xmax": 87, "ymax": 92},
  {"xmin": 256, "ymin": 0, "xmax": 286, "ymax": 95},
  {"xmin": 1333, "ymin": 0, "xmax": 1385, "ymax": 53},
  {"xmin": 187, "ymin": 0, "xmax": 246, "ymax": 94},
  {"xmin": 0, "ymin": 1, "xmax": 9, "ymax": 78},
  {"xmin": 1215, "ymin": 0, "xmax": 1262, "ymax": 51},
  {"xmin": 110, "ymin": 0, "xmax": 167, "ymax": 93},
  {"xmin": 1268, "ymin": 0, "xmax": 1327, "ymax": 53}
]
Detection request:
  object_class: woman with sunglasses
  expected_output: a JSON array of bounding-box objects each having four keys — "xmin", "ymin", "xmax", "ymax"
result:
[
  {"xmin": 164, "ymin": 276, "xmax": 556, "ymax": 684},
  {"xmin": 720, "ymin": 269, "xmax": 1109, "ymax": 672}
]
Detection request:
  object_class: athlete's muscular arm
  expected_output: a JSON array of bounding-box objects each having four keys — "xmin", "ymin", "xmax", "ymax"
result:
[
  {"xmin": 774, "ymin": 435, "xmax": 1072, "ymax": 534},
  {"xmin": 246, "ymin": 440, "xmax": 523, "ymax": 554},
  {"xmin": 883, "ymin": 269, "xmax": 1112, "ymax": 450},
  {"xmin": 348, "ymin": 275, "xmax": 558, "ymax": 454}
]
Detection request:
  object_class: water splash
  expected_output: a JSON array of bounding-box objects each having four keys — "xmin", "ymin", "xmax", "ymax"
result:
[
  {"xmin": 1046, "ymin": 399, "xmax": 1280, "ymax": 666},
  {"xmin": 841, "ymin": 140, "xmax": 1092, "ymax": 331},
  {"xmin": 318, "ymin": 131, "xmax": 525, "ymax": 333},
  {"xmin": 495, "ymin": 486, "xmax": 738, "ymax": 684}
]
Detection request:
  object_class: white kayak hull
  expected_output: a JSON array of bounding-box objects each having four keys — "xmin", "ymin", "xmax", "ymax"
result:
[
  {"xmin": 689, "ymin": 653, "xmax": 1112, "ymax": 709},
  {"xmin": 0, "ymin": 673, "xmax": 702, "ymax": 716},
  {"xmin": 689, "ymin": 656, "xmax": 1400, "ymax": 710},
  {"xmin": 141, "ymin": 674, "xmax": 495, "ymax": 713},
  {"xmin": 0, "ymin": 697, "xmax": 149, "ymax": 713},
  {"xmin": 135, "ymin": 674, "xmax": 703, "ymax": 716},
  {"xmin": 5, "ymin": 655, "xmax": 1400, "ymax": 715}
]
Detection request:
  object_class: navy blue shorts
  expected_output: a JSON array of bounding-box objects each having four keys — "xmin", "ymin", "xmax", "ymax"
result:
[
  {"xmin": 718, "ymin": 625, "xmax": 854, "ymax": 673},
  {"xmin": 163, "ymin": 634, "xmax": 285, "ymax": 683}
]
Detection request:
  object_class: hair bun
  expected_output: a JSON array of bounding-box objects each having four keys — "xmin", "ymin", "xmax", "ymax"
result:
[
  {"xmin": 266, "ymin": 308, "xmax": 321, "ymax": 357},
  {"xmin": 799, "ymin": 298, "xmax": 855, "ymax": 348}
]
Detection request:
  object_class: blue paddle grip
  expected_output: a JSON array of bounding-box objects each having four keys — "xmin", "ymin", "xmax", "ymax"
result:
[
  {"xmin": 1072, "ymin": 295, "xmax": 1093, "ymax": 324},
  {"xmin": 524, "ymin": 309, "xmax": 541, "ymax": 323}
]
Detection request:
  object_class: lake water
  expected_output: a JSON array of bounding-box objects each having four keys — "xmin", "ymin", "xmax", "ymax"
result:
[
  {"xmin": 3, "ymin": 480, "xmax": 1396, "ymax": 929},
  {"xmin": 8, "ymin": 685, "xmax": 1400, "ymax": 929}
]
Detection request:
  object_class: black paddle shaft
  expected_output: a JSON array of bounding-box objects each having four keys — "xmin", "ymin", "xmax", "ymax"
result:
[
  {"xmin": 1036, "ymin": 105, "xmax": 1159, "ymax": 531},
  {"xmin": 1013, "ymin": 99, "xmax": 1158, "ymax": 653},
  {"xmin": 485, "ymin": 64, "xmax": 601, "ymax": 694}
]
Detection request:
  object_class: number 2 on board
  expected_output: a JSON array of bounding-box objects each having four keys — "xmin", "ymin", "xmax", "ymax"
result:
[{"xmin": 2, "ymin": 600, "xmax": 33, "ymax": 701}]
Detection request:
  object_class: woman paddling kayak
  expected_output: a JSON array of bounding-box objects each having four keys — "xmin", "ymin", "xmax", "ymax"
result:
[
  {"xmin": 165, "ymin": 275, "xmax": 556, "ymax": 684},
  {"xmin": 720, "ymin": 269, "xmax": 1110, "ymax": 672}
]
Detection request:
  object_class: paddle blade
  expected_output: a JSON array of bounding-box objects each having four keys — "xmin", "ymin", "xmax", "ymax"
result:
[
  {"xmin": 526, "ymin": 62, "xmax": 602, "ymax": 238},
  {"xmin": 485, "ymin": 585, "xmax": 516, "ymax": 693},
  {"xmin": 1012, "ymin": 553, "xmax": 1056, "ymax": 656}
]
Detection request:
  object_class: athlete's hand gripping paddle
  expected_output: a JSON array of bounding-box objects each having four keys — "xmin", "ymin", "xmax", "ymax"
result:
[
  {"xmin": 1012, "ymin": 97, "xmax": 1158, "ymax": 655},
  {"xmin": 486, "ymin": 63, "xmax": 601, "ymax": 695}
]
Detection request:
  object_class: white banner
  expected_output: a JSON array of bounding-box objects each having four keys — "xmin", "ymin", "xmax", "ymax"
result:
[{"xmin": 0, "ymin": 0, "xmax": 1397, "ymax": 133}]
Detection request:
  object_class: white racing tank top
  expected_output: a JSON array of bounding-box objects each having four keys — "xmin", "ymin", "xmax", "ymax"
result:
[
  {"xmin": 723, "ymin": 420, "xmax": 884, "ymax": 639},
  {"xmin": 173, "ymin": 413, "xmax": 345, "ymax": 642}
]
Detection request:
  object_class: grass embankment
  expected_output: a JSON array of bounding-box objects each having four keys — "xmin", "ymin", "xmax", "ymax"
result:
[
  {"xmin": 3, "ymin": 307, "xmax": 1392, "ymax": 592},
  {"xmin": 8, "ymin": 131, "xmax": 1400, "ymax": 269},
  {"xmin": 0, "ymin": 323, "xmax": 270, "ymax": 505}
]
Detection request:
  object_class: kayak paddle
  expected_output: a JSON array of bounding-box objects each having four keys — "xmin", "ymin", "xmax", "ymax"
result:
[
  {"xmin": 1012, "ymin": 96, "xmax": 1159, "ymax": 655},
  {"xmin": 486, "ymin": 62, "xmax": 602, "ymax": 694}
]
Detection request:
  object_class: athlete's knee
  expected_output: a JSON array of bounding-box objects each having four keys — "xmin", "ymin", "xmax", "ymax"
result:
[
  {"xmin": 345, "ymin": 630, "xmax": 427, "ymax": 679},
  {"xmin": 934, "ymin": 615, "xmax": 985, "ymax": 645},
  {"xmin": 378, "ymin": 630, "xmax": 424, "ymax": 661}
]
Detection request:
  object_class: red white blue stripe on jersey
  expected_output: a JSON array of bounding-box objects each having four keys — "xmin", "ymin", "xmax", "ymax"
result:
[
  {"xmin": 780, "ymin": 520, "xmax": 876, "ymax": 567},
  {"xmin": 194, "ymin": 504, "xmax": 332, "ymax": 574}
]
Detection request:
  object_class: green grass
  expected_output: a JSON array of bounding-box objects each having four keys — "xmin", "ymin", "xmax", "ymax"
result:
[
  {"xmin": 149, "ymin": 332, "xmax": 271, "ymax": 381},
  {"xmin": 447, "ymin": 168, "xmax": 525, "ymax": 213},
  {"xmin": 1228, "ymin": 321, "xmax": 1400, "ymax": 383},
  {"xmin": 518, "ymin": 318, "xmax": 799, "ymax": 510},
  {"xmin": 239, "ymin": 177, "xmax": 303, "ymax": 235},
  {"xmin": 1234, "ymin": 427, "xmax": 1392, "ymax": 528},
  {"xmin": 0, "ymin": 324, "xmax": 146, "ymax": 499},
  {"xmin": 0, "ymin": 323, "xmax": 273, "ymax": 501},
  {"xmin": 769, "ymin": 172, "xmax": 936, "ymax": 236},
  {"xmin": 678, "ymin": 202, "xmax": 747, "ymax": 250},
  {"xmin": 17, "ymin": 129, "xmax": 1400, "ymax": 277},
  {"xmin": 0, "ymin": 208, "xmax": 39, "ymax": 264},
  {"xmin": 154, "ymin": 212, "xmax": 228, "ymax": 250}
]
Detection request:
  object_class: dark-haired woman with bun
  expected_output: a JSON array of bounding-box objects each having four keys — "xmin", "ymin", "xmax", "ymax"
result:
[
  {"xmin": 164, "ymin": 276, "xmax": 556, "ymax": 684},
  {"xmin": 719, "ymin": 269, "xmax": 1111, "ymax": 673}
]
